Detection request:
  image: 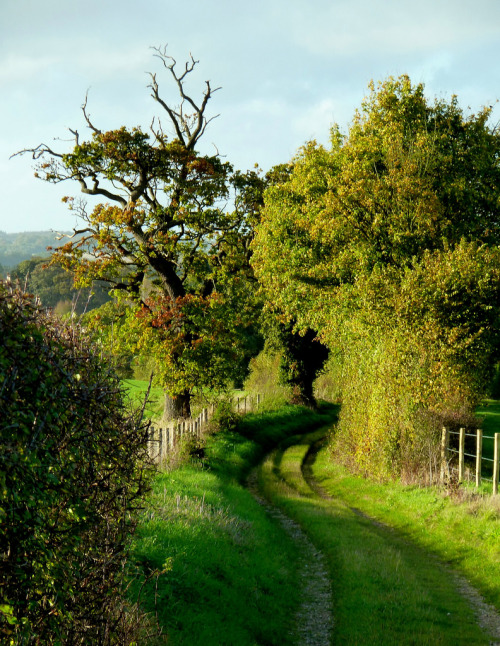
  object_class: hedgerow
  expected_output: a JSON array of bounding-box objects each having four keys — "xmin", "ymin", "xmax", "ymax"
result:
[{"xmin": 0, "ymin": 280, "xmax": 153, "ymax": 644}]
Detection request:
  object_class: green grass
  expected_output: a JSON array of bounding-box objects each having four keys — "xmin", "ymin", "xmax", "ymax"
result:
[
  {"xmin": 122, "ymin": 379, "xmax": 165, "ymax": 419},
  {"xmin": 259, "ymin": 432, "xmax": 496, "ymax": 645},
  {"xmin": 476, "ymin": 399, "xmax": 500, "ymax": 479},
  {"xmin": 477, "ymin": 399, "xmax": 500, "ymax": 437},
  {"xmin": 128, "ymin": 403, "xmax": 339, "ymax": 645},
  {"xmin": 313, "ymin": 446, "xmax": 500, "ymax": 611},
  {"xmin": 128, "ymin": 402, "xmax": 500, "ymax": 644}
]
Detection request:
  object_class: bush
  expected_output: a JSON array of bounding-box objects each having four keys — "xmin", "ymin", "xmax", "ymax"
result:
[{"xmin": 0, "ymin": 281, "xmax": 153, "ymax": 644}]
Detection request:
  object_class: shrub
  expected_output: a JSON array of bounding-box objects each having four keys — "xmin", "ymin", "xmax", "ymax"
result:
[{"xmin": 0, "ymin": 280, "xmax": 153, "ymax": 644}]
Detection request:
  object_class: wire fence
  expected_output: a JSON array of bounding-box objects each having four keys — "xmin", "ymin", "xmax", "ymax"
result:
[{"xmin": 441, "ymin": 427, "xmax": 500, "ymax": 495}]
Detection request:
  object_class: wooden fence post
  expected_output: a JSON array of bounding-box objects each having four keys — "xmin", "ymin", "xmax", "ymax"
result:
[
  {"xmin": 458, "ymin": 427, "xmax": 465, "ymax": 483},
  {"xmin": 164, "ymin": 427, "xmax": 168, "ymax": 461},
  {"xmin": 494, "ymin": 433, "xmax": 499, "ymax": 496},
  {"xmin": 440, "ymin": 427, "xmax": 449, "ymax": 483},
  {"xmin": 476, "ymin": 429, "xmax": 483, "ymax": 488},
  {"xmin": 148, "ymin": 428, "xmax": 153, "ymax": 461},
  {"xmin": 158, "ymin": 427, "xmax": 163, "ymax": 465}
]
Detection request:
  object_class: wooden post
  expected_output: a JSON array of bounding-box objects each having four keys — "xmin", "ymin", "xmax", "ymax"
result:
[
  {"xmin": 440, "ymin": 427, "xmax": 449, "ymax": 483},
  {"xmin": 257, "ymin": 393, "xmax": 261, "ymax": 410},
  {"xmin": 158, "ymin": 428, "xmax": 163, "ymax": 465},
  {"xmin": 163, "ymin": 428, "xmax": 169, "ymax": 464},
  {"xmin": 458, "ymin": 427, "xmax": 465, "ymax": 482},
  {"xmin": 148, "ymin": 428, "xmax": 153, "ymax": 460},
  {"xmin": 476, "ymin": 429, "xmax": 483, "ymax": 488},
  {"xmin": 493, "ymin": 433, "xmax": 499, "ymax": 495}
]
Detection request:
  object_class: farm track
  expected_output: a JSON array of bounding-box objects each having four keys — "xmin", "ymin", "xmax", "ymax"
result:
[
  {"xmin": 302, "ymin": 437, "xmax": 500, "ymax": 646},
  {"xmin": 246, "ymin": 468, "xmax": 334, "ymax": 646}
]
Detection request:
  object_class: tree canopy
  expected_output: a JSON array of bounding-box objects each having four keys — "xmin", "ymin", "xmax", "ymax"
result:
[
  {"xmin": 253, "ymin": 76, "xmax": 500, "ymax": 478},
  {"xmin": 17, "ymin": 48, "xmax": 263, "ymax": 416}
]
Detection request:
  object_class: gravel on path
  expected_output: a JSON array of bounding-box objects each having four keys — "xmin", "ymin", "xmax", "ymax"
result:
[{"xmin": 246, "ymin": 468, "xmax": 334, "ymax": 646}]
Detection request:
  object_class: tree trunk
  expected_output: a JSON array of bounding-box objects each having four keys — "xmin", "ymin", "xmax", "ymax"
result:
[
  {"xmin": 289, "ymin": 383, "xmax": 317, "ymax": 410},
  {"xmin": 163, "ymin": 389, "xmax": 191, "ymax": 422}
]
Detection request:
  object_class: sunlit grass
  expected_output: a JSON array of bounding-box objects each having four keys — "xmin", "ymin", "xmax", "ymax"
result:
[
  {"xmin": 128, "ymin": 403, "xmax": 339, "ymax": 645},
  {"xmin": 314, "ymin": 446, "xmax": 500, "ymax": 611},
  {"xmin": 122, "ymin": 378, "xmax": 165, "ymax": 419},
  {"xmin": 261, "ymin": 433, "xmax": 494, "ymax": 645}
]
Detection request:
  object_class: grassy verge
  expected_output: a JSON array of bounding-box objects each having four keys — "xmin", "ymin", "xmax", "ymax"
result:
[
  {"xmin": 313, "ymin": 446, "xmax": 500, "ymax": 611},
  {"xmin": 128, "ymin": 404, "xmax": 338, "ymax": 645},
  {"xmin": 260, "ymin": 432, "xmax": 494, "ymax": 645}
]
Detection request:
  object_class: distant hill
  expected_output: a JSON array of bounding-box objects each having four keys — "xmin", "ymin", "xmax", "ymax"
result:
[{"xmin": 0, "ymin": 230, "xmax": 76, "ymax": 272}]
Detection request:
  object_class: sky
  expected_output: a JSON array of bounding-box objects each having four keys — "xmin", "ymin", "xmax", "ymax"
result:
[{"xmin": 1, "ymin": 0, "xmax": 500, "ymax": 233}]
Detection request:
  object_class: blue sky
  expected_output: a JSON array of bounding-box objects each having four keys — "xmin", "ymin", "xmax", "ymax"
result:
[{"xmin": 1, "ymin": 0, "xmax": 499, "ymax": 233}]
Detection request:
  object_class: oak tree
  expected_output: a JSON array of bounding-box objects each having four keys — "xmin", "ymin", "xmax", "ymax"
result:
[
  {"xmin": 16, "ymin": 48, "xmax": 261, "ymax": 417},
  {"xmin": 253, "ymin": 76, "xmax": 500, "ymax": 477}
]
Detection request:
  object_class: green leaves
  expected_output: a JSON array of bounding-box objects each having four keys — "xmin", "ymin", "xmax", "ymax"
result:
[
  {"xmin": 253, "ymin": 75, "xmax": 500, "ymax": 479},
  {"xmin": 0, "ymin": 282, "xmax": 153, "ymax": 643}
]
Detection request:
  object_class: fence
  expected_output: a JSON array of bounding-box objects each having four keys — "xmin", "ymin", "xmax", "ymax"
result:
[
  {"xmin": 148, "ymin": 393, "xmax": 264, "ymax": 465},
  {"xmin": 441, "ymin": 427, "xmax": 500, "ymax": 495}
]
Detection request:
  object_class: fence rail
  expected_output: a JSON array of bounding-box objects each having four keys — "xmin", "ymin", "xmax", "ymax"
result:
[
  {"xmin": 148, "ymin": 393, "xmax": 264, "ymax": 465},
  {"xmin": 441, "ymin": 426, "xmax": 500, "ymax": 495}
]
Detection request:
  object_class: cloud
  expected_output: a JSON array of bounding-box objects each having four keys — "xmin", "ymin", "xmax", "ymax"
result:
[
  {"xmin": 279, "ymin": 0, "xmax": 500, "ymax": 57},
  {"xmin": 0, "ymin": 54, "xmax": 59, "ymax": 83},
  {"xmin": 292, "ymin": 98, "xmax": 345, "ymax": 142},
  {"xmin": 71, "ymin": 45, "xmax": 152, "ymax": 79}
]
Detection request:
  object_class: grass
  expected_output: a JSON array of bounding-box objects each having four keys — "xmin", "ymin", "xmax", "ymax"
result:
[
  {"xmin": 128, "ymin": 403, "xmax": 338, "ymax": 645},
  {"xmin": 128, "ymin": 399, "xmax": 500, "ymax": 644},
  {"xmin": 257, "ymin": 432, "xmax": 493, "ymax": 645},
  {"xmin": 313, "ymin": 445, "xmax": 500, "ymax": 611},
  {"xmin": 122, "ymin": 378, "xmax": 165, "ymax": 419},
  {"xmin": 476, "ymin": 399, "xmax": 500, "ymax": 480}
]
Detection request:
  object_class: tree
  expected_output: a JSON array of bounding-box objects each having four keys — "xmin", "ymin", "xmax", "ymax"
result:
[
  {"xmin": 16, "ymin": 48, "xmax": 261, "ymax": 417},
  {"xmin": 10, "ymin": 256, "xmax": 111, "ymax": 313},
  {"xmin": 0, "ymin": 279, "xmax": 152, "ymax": 643},
  {"xmin": 269, "ymin": 317, "xmax": 329, "ymax": 408},
  {"xmin": 253, "ymin": 76, "xmax": 500, "ymax": 478}
]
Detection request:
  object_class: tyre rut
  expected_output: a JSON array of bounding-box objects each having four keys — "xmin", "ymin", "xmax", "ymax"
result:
[
  {"xmin": 246, "ymin": 466, "xmax": 334, "ymax": 646},
  {"xmin": 302, "ymin": 436, "xmax": 500, "ymax": 645}
]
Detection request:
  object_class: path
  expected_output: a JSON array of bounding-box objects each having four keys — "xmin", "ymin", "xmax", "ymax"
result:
[
  {"xmin": 247, "ymin": 468, "xmax": 334, "ymax": 646},
  {"xmin": 302, "ymin": 437, "xmax": 500, "ymax": 645}
]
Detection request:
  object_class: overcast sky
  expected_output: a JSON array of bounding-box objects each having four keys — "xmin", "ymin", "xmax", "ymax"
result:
[{"xmin": 1, "ymin": 0, "xmax": 499, "ymax": 233}]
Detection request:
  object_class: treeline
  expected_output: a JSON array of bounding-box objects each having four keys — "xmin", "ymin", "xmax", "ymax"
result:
[
  {"xmin": 8, "ymin": 256, "xmax": 112, "ymax": 315},
  {"xmin": 0, "ymin": 230, "xmax": 74, "ymax": 271}
]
